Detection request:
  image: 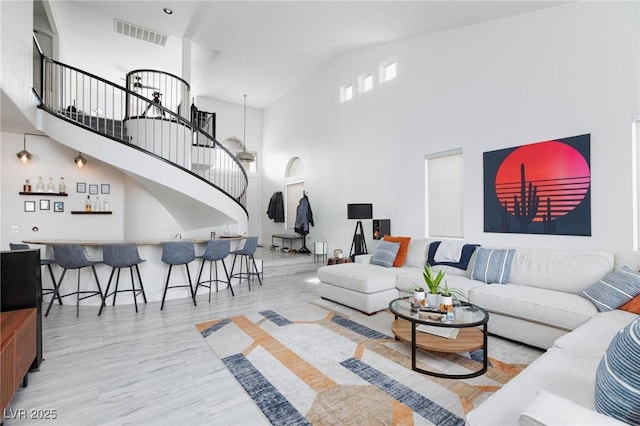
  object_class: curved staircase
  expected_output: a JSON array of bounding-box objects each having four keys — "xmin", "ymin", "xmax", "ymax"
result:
[{"xmin": 35, "ymin": 55, "xmax": 249, "ymax": 233}]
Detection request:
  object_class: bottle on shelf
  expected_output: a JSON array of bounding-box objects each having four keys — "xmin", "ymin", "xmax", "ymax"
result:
[
  {"xmin": 85, "ymin": 195, "xmax": 92, "ymax": 212},
  {"xmin": 36, "ymin": 177, "xmax": 44, "ymax": 192},
  {"xmin": 23, "ymin": 179, "xmax": 31, "ymax": 192},
  {"xmin": 59, "ymin": 177, "xmax": 66, "ymax": 194},
  {"xmin": 103, "ymin": 198, "xmax": 109, "ymax": 211},
  {"xmin": 94, "ymin": 196, "xmax": 101, "ymax": 212},
  {"xmin": 47, "ymin": 177, "xmax": 55, "ymax": 192}
]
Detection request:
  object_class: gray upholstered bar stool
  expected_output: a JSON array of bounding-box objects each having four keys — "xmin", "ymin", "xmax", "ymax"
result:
[
  {"xmin": 99, "ymin": 244, "xmax": 147, "ymax": 315},
  {"xmin": 160, "ymin": 241, "xmax": 197, "ymax": 310},
  {"xmin": 47, "ymin": 244, "xmax": 105, "ymax": 317},
  {"xmin": 229, "ymin": 236, "xmax": 263, "ymax": 291},
  {"xmin": 10, "ymin": 243, "xmax": 63, "ymax": 309},
  {"xmin": 196, "ymin": 239, "xmax": 234, "ymax": 302}
]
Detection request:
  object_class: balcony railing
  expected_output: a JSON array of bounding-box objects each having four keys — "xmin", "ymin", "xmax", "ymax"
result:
[{"xmin": 36, "ymin": 54, "xmax": 247, "ymax": 209}]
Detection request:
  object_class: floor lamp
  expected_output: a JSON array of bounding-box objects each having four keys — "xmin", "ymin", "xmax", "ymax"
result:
[{"xmin": 348, "ymin": 203, "xmax": 372, "ymax": 259}]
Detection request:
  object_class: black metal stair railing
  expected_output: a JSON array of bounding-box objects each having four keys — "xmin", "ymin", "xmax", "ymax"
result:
[{"xmin": 33, "ymin": 40, "xmax": 247, "ymax": 210}]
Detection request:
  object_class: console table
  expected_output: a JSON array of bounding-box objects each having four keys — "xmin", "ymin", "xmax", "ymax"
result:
[{"xmin": 271, "ymin": 234, "xmax": 303, "ymax": 250}]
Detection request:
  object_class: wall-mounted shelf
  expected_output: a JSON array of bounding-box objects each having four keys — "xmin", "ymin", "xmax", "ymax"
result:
[
  {"xmin": 70, "ymin": 211, "xmax": 112, "ymax": 215},
  {"xmin": 19, "ymin": 192, "xmax": 68, "ymax": 197}
]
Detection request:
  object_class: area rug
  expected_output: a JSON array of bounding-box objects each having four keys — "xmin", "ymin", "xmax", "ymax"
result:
[{"xmin": 195, "ymin": 301, "xmax": 541, "ymax": 425}]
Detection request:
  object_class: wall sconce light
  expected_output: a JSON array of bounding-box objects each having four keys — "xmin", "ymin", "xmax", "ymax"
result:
[
  {"xmin": 16, "ymin": 134, "xmax": 33, "ymax": 163},
  {"xmin": 74, "ymin": 152, "xmax": 87, "ymax": 168}
]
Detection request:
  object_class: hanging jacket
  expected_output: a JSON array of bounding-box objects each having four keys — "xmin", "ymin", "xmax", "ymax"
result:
[
  {"xmin": 266, "ymin": 191, "xmax": 285, "ymax": 222},
  {"xmin": 294, "ymin": 194, "xmax": 314, "ymax": 235}
]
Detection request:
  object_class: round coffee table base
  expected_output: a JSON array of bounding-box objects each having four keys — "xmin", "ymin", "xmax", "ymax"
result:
[{"xmin": 391, "ymin": 318, "xmax": 488, "ymax": 379}]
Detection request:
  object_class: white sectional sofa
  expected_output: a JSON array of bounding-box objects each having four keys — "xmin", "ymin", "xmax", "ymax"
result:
[
  {"xmin": 467, "ymin": 309, "xmax": 638, "ymax": 426},
  {"xmin": 317, "ymin": 238, "xmax": 640, "ymax": 425},
  {"xmin": 317, "ymin": 237, "xmax": 639, "ymax": 348}
]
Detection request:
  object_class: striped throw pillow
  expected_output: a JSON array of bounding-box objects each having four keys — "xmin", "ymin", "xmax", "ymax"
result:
[
  {"xmin": 594, "ymin": 318, "xmax": 640, "ymax": 424},
  {"xmin": 581, "ymin": 266, "xmax": 640, "ymax": 312},
  {"xmin": 470, "ymin": 248, "xmax": 515, "ymax": 284},
  {"xmin": 371, "ymin": 241, "xmax": 401, "ymax": 268}
]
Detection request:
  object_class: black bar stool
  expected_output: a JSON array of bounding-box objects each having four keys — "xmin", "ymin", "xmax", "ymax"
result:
[
  {"xmin": 10, "ymin": 243, "xmax": 62, "ymax": 308},
  {"xmin": 47, "ymin": 244, "xmax": 105, "ymax": 317},
  {"xmin": 230, "ymin": 236, "xmax": 263, "ymax": 291},
  {"xmin": 196, "ymin": 239, "xmax": 234, "ymax": 302},
  {"xmin": 99, "ymin": 244, "xmax": 147, "ymax": 315},
  {"xmin": 160, "ymin": 241, "xmax": 197, "ymax": 310}
]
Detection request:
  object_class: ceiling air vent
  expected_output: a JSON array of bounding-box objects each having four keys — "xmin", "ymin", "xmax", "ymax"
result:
[{"xmin": 114, "ymin": 18, "xmax": 168, "ymax": 46}]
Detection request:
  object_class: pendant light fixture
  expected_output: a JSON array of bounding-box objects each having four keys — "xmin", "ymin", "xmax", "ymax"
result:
[
  {"xmin": 74, "ymin": 152, "xmax": 87, "ymax": 168},
  {"xmin": 236, "ymin": 94, "xmax": 256, "ymax": 163},
  {"xmin": 16, "ymin": 134, "xmax": 33, "ymax": 163}
]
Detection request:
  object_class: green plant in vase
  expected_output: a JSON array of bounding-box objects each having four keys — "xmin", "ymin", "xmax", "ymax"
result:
[
  {"xmin": 423, "ymin": 263, "xmax": 445, "ymax": 293},
  {"xmin": 439, "ymin": 280, "xmax": 467, "ymax": 301},
  {"xmin": 423, "ymin": 263, "xmax": 445, "ymax": 308}
]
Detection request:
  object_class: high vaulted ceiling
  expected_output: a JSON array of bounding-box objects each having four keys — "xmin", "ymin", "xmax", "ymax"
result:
[{"xmin": 48, "ymin": 1, "xmax": 568, "ymax": 109}]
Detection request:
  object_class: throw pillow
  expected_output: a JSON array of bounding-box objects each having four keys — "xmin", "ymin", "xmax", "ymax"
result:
[
  {"xmin": 619, "ymin": 294, "xmax": 640, "ymax": 314},
  {"xmin": 581, "ymin": 266, "xmax": 640, "ymax": 312},
  {"xmin": 382, "ymin": 236, "xmax": 411, "ymax": 267},
  {"xmin": 594, "ymin": 318, "xmax": 640, "ymax": 425},
  {"xmin": 371, "ymin": 241, "xmax": 401, "ymax": 268},
  {"xmin": 470, "ymin": 248, "xmax": 515, "ymax": 284}
]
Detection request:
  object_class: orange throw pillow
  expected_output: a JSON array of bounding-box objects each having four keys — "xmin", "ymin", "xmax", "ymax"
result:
[
  {"xmin": 382, "ymin": 236, "xmax": 411, "ymax": 267},
  {"xmin": 619, "ymin": 294, "xmax": 640, "ymax": 314}
]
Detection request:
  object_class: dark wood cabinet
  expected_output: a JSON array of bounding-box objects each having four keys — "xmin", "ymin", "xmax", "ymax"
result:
[
  {"xmin": 1, "ymin": 249, "xmax": 43, "ymax": 369},
  {"xmin": 1, "ymin": 309, "xmax": 37, "ymax": 413}
]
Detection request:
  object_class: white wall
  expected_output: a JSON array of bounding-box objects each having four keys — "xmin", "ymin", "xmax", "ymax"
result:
[
  {"xmin": 262, "ymin": 1, "xmax": 640, "ymax": 253},
  {"xmin": 1, "ymin": 0, "xmax": 39, "ymax": 123},
  {"xmin": 1, "ymin": 131, "xmax": 126, "ymax": 250},
  {"xmin": 49, "ymin": 1, "xmax": 183, "ymax": 88}
]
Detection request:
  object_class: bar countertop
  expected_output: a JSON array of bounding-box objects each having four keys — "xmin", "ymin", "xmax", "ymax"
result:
[
  {"xmin": 19, "ymin": 236, "xmax": 251, "ymax": 307},
  {"xmin": 22, "ymin": 236, "xmax": 246, "ymax": 246}
]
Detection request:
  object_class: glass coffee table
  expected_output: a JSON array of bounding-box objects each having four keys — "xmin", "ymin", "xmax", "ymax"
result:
[{"xmin": 388, "ymin": 298, "xmax": 489, "ymax": 379}]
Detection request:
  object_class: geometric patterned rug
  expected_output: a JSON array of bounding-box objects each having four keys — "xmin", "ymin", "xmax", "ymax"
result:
[{"xmin": 195, "ymin": 301, "xmax": 541, "ymax": 426}]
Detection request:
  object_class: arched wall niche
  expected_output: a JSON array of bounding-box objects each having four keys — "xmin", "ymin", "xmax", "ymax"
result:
[{"xmin": 285, "ymin": 156, "xmax": 304, "ymax": 179}]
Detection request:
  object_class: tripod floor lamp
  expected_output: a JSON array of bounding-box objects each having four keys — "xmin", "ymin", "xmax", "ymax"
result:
[{"xmin": 348, "ymin": 203, "xmax": 372, "ymax": 259}]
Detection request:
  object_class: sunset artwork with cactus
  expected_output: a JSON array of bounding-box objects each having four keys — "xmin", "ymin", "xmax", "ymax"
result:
[{"xmin": 483, "ymin": 134, "xmax": 591, "ymax": 236}]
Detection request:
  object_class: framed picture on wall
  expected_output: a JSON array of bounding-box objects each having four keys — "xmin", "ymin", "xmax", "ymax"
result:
[
  {"xmin": 89, "ymin": 184, "xmax": 98, "ymax": 195},
  {"xmin": 25, "ymin": 201, "xmax": 36, "ymax": 212},
  {"xmin": 40, "ymin": 199, "xmax": 50, "ymax": 210},
  {"xmin": 54, "ymin": 201, "xmax": 64, "ymax": 212},
  {"xmin": 77, "ymin": 182, "xmax": 86, "ymax": 193},
  {"xmin": 101, "ymin": 184, "xmax": 110, "ymax": 194}
]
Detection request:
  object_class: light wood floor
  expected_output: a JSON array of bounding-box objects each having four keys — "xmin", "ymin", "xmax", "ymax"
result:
[{"xmin": 7, "ymin": 248, "xmax": 328, "ymax": 426}]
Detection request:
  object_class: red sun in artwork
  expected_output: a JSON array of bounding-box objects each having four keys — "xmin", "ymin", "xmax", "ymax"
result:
[{"xmin": 495, "ymin": 141, "xmax": 590, "ymax": 222}]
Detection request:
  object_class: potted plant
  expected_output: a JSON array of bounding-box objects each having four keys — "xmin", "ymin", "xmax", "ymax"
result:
[
  {"xmin": 423, "ymin": 263, "xmax": 445, "ymax": 308},
  {"xmin": 438, "ymin": 280, "xmax": 467, "ymax": 314},
  {"xmin": 411, "ymin": 284, "xmax": 426, "ymax": 307},
  {"xmin": 438, "ymin": 280, "xmax": 466, "ymax": 301}
]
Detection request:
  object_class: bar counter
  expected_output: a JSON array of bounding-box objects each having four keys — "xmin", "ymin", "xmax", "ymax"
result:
[{"xmin": 22, "ymin": 237, "xmax": 250, "ymax": 308}]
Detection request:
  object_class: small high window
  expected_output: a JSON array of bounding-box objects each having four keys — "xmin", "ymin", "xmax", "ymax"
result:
[
  {"xmin": 340, "ymin": 84, "xmax": 353, "ymax": 103},
  {"xmin": 360, "ymin": 74, "xmax": 373, "ymax": 93},
  {"xmin": 380, "ymin": 61, "xmax": 397, "ymax": 83}
]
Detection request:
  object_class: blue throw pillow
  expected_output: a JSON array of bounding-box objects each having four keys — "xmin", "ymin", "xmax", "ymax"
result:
[
  {"xmin": 581, "ymin": 266, "xmax": 640, "ymax": 312},
  {"xmin": 371, "ymin": 241, "xmax": 400, "ymax": 268},
  {"xmin": 594, "ymin": 318, "xmax": 640, "ymax": 424},
  {"xmin": 470, "ymin": 248, "xmax": 515, "ymax": 284}
]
